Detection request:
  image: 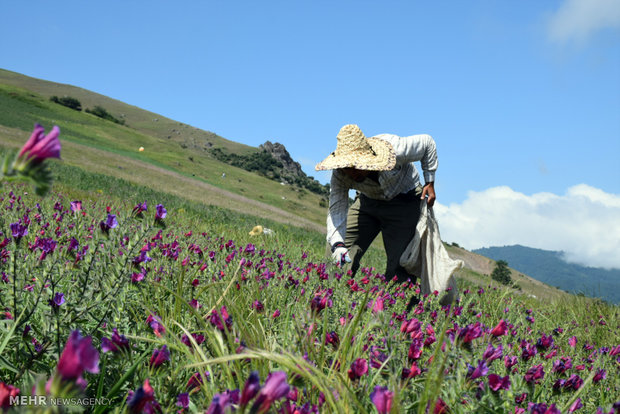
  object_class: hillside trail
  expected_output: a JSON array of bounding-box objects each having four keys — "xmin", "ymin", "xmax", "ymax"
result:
[
  {"xmin": 1, "ymin": 130, "xmax": 325, "ymax": 233},
  {"xmin": 86, "ymin": 145, "xmax": 326, "ymax": 233}
]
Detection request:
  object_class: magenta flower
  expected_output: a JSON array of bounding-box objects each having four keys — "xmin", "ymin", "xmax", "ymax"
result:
[
  {"xmin": 0, "ymin": 382, "xmax": 20, "ymax": 411},
  {"xmin": 523, "ymin": 364, "xmax": 545, "ymax": 384},
  {"xmin": 528, "ymin": 403, "xmax": 561, "ymax": 414},
  {"xmin": 56, "ymin": 330, "xmax": 100, "ymax": 385},
  {"xmin": 252, "ymin": 300, "xmax": 265, "ymax": 313},
  {"xmin": 457, "ymin": 322, "xmax": 483, "ymax": 344},
  {"xmin": 146, "ymin": 314, "xmax": 166, "ymax": 337},
  {"xmin": 370, "ymin": 386, "xmax": 393, "ymax": 414},
  {"xmin": 408, "ymin": 338, "xmax": 424, "ymax": 361},
  {"xmin": 483, "ymin": 344, "xmax": 503, "ymax": 362},
  {"xmin": 176, "ymin": 393, "xmax": 189, "ymax": 409},
  {"xmin": 127, "ymin": 378, "xmax": 161, "ymax": 413},
  {"xmin": 149, "ymin": 345, "xmax": 170, "ymax": 368},
  {"xmin": 466, "ymin": 360, "xmax": 489, "ymax": 380},
  {"xmin": 536, "ymin": 333, "xmax": 554, "ymax": 350},
  {"xmin": 568, "ymin": 398, "xmax": 583, "ymax": 413},
  {"xmin": 240, "ymin": 371, "xmax": 261, "ymax": 406},
  {"xmin": 488, "ymin": 374, "xmax": 511, "ymax": 391},
  {"xmin": 490, "ymin": 319, "xmax": 507, "ymax": 337},
  {"xmin": 101, "ymin": 328, "xmax": 130, "ymax": 353},
  {"xmin": 568, "ymin": 336, "xmax": 577, "ymax": 347},
  {"xmin": 347, "ymin": 358, "xmax": 369, "ymax": 380},
  {"xmin": 18, "ymin": 123, "xmax": 61, "ymax": 162},
  {"xmin": 69, "ymin": 201, "xmax": 82, "ymax": 213},
  {"xmin": 250, "ymin": 371, "xmax": 290, "ymax": 413},
  {"xmin": 593, "ymin": 369, "xmax": 607, "ymax": 383},
  {"xmin": 133, "ymin": 201, "xmax": 148, "ymax": 216}
]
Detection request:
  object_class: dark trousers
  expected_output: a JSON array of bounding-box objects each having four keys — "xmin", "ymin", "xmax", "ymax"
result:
[{"xmin": 344, "ymin": 190, "xmax": 422, "ymax": 283}]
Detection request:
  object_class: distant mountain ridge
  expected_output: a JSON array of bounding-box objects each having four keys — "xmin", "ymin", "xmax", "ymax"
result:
[{"xmin": 473, "ymin": 245, "xmax": 620, "ymax": 304}]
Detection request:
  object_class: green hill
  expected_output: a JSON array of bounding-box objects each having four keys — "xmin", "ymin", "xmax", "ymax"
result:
[
  {"xmin": 474, "ymin": 245, "xmax": 620, "ymax": 304},
  {"xmin": 0, "ymin": 68, "xmax": 327, "ymax": 231}
]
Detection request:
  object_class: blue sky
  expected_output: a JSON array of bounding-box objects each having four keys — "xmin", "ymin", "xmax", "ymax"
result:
[{"xmin": 2, "ymin": 1, "xmax": 619, "ymax": 267}]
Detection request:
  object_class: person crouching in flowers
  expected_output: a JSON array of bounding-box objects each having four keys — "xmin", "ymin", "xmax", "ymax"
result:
[
  {"xmin": 1, "ymin": 123, "xmax": 61, "ymax": 196},
  {"xmin": 316, "ymin": 124, "xmax": 437, "ymax": 310}
]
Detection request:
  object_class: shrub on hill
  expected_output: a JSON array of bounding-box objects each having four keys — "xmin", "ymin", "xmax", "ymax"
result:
[
  {"xmin": 49, "ymin": 95, "xmax": 82, "ymax": 111},
  {"xmin": 210, "ymin": 147, "xmax": 330, "ymax": 196},
  {"xmin": 491, "ymin": 259, "xmax": 512, "ymax": 285},
  {"xmin": 85, "ymin": 105, "xmax": 125, "ymax": 125}
]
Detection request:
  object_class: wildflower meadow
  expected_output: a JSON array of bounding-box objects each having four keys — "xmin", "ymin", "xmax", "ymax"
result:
[{"xmin": 0, "ymin": 126, "xmax": 618, "ymax": 413}]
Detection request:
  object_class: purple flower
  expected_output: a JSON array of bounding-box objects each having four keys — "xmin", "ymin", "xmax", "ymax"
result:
[
  {"xmin": 70, "ymin": 200, "xmax": 82, "ymax": 212},
  {"xmin": 49, "ymin": 292, "xmax": 65, "ymax": 308},
  {"xmin": 528, "ymin": 403, "xmax": 561, "ymax": 414},
  {"xmin": 466, "ymin": 359, "xmax": 489, "ymax": 380},
  {"xmin": 252, "ymin": 300, "xmax": 265, "ymax": 313},
  {"xmin": 207, "ymin": 390, "xmax": 238, "ymax": 414},
  {"xmin": 524, "ymin": 364, "xmax": 545, "ymax": 384},
  {"xmin": 149, "ymin": 345, "xmax": 170, "ymax": 368},
  {"xmin": 127, "ymin": 379, "xmax": 161, "ymax": 413},
  {"xmin": 488, "ymin": 374, "xmax": 511, "ymax": 391},
  {"xmin": 133, "ymin": 201, "xmax": 148, "ymax": 216},
  {"xmin": 176, "ymin": 393, "xmax": 189, "ymax": 409},
  {"xmin": 155, "ymin": 204, "xmax": 167, "ymax": 221},
  {"xmin": 18, "ymin": 123, "xmax": 61, "ymax": 162},
  {"xmin": 457, "ymin": 322, "xmax": 483, "ymax": 344},
  {"xmin": 369, "ymin": 386, "xmax": 393, "ymax": 414},
  {"xmin": 565, "ymin": 374, "xmax": 583, "ymax": 390},
  {"xmin": 56, "ymin": 330, "xmax": 100, "ymax": 386},
  {"xmin": 101, "ymin": 328, "xmax": 130, "ymax": 353},
  {"xmin": 250, "ymin": 371, "xmax": 290, "ymax": 413},
  {"xmin": 240, "ymin": 371, "xmax": 261, "ymax": 406},
  {"xmin": 99, "ymin": 214, "xmax": 118, "ymax": 234},
  {"xmin": 347, "ymin": 358, "xmax": 369, "ymax": 380},
  {"xmin": 593, "ymin": 369, "xmax": 607, "ymax": 383},
  {"xmin": 568, "ymin": 398, "xmax": 583, "ymax": 413},
  {"xmin": 146, "ymin": 314, "xmax": 166, "ymax": 337},
  {"xmin": 10, "ymin": 222, "xmax": 28, "ymax": 241},
  {"xmin": 483, "ymin": 344, "xmax": 503, "ymax": 362}
]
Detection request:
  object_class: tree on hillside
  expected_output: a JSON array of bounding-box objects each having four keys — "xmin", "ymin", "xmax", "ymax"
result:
[
  {"xmin": 491, "ymin": 260, "xmax": 512, "ymax": 285},
  {"xmin": 50, "ymin": 95, "xmax": 82, "ymax": 111}
]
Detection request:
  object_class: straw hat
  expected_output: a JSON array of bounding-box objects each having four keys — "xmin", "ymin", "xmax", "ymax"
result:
[
  {"xmin": 315, "ymin": 124, "xmax": 396, "ymax": 171},
  {"xmin": 249, "ymin": 225, "xmax": 264, "ymax": 236}
]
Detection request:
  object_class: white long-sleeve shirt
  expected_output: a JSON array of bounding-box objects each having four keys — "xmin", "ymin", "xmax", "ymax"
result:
[{"xmin": 326, "ymin": 133, "xmax": 438, "ymax": 246}]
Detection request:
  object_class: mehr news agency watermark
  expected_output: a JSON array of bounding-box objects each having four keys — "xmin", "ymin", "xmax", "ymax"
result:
[{"xmin": 9, "ymin": 395, "xmax": 111, "ymax": 408}]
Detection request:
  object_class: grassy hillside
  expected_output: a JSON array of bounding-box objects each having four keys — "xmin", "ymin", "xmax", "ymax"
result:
[{"xmin": 0, "ymin": 68, "xmax": 327, "ymax": 229}]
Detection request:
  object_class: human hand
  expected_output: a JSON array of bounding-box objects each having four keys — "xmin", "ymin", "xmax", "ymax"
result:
[
  {"xmin": 331, "ymin": 247, "xmax": 350, "ymax": 265},
  {"xmin": 421, "ymin": 182, "xmax": 436, "ymax": 208}
]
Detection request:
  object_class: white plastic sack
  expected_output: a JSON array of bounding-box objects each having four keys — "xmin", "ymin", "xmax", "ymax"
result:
[{"xmin": 400, "ymin": 200, "xmax": 462, "ymax": 306}]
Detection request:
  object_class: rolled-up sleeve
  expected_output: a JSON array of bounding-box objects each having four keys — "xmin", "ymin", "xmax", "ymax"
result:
[
  {"xmin": 326, "ymin": 172, "xmax": 350, "ymax": 246},
  {"xmin": 389, "ymin": 134, "xmax": 438, "ymax": 183}
]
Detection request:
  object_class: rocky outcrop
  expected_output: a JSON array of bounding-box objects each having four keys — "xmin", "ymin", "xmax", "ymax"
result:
[{"xmin": 259, "ymin": 141, "xmax": 304, "ymax": 181}]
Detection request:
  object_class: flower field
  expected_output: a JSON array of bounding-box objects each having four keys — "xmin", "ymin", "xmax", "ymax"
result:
[
  {"xmin": 0, "ymin": 184, "xmax": 618, "ymax": 414},
  {"xmin": 0, "ymin": 125, "xmax": 618, "ymax": 413}
]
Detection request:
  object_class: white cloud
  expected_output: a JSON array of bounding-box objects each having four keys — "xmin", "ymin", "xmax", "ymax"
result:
[
  {"xmin": 548, "ymin": 0, "xmax": 620, "ymax": 44},
  {"xmin": 434, "ymin": 185, "xmax": 620, "ymax": 269}
]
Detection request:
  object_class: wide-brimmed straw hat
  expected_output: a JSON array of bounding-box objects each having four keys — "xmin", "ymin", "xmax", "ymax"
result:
[
  {"xmin": 249, "ymin": 225, "xmax": 264, "ymax": 236},
  {"xmin": 315, "ymin": 124, "xmax": 396, "ymax": 171}
]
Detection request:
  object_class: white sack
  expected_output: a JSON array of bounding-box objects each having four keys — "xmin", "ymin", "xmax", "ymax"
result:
[{"xmin": 400, "ymin": 200, "xmax": 462, "ymax": 306}]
